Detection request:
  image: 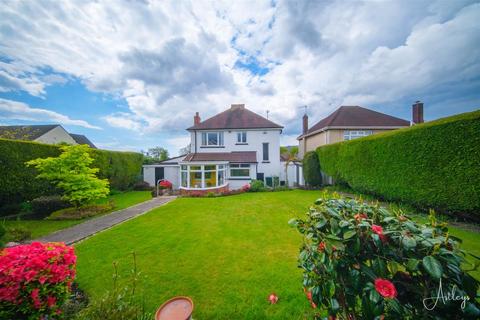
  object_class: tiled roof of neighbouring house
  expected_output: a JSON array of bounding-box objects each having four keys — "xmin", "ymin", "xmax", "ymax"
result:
[
  {"xmin": 0, "ymin": 124, "xmax": 60, "ymax": 140},
  {"xmin": 183, "ymin": 151, "xmax": 257, "ymax": 163},
  {"xmin": 300, "ymin": 106, "xmax": 410, "ymax": 138},
  {"xmin": 187, "ymin": 104, "xmax": 283, "ymax": 130},
  {"xmin": 69, "ymin": 134, "xmax": 97, "ymax": 148}
]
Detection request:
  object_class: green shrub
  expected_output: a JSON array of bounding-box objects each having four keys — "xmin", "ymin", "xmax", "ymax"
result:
[
  {"xmin": 0, "ymin": 224, "xmax": 6, "ymax": 248},
  {"xmin": 249, "ymin": 179, "xmax": 266, "ymax": 192},
  {"xmin": 27, "ymin": 144, "xmax": 110, "ymax": 207},
  {"xmin": 316, "ymin": 110, "xmax": 480, "ymax": 215},
  {"xmin": 31, "ymin": 195, "xmax": 71, "ymax": 218},
  {"xmin": 303, "ymin": 151, "xmax": 322, "ymax": 187},
  {"xmin": 48, "ymin": 202, "xmax": 114, "ymax": 220},
  {"xmin": 5, "ymin": 226, "xmax": 32, "ymax": 242},
  {"xmin": 0, "ymin": 139, "xmax": 143, "ymax": 206},
  {"xmin": 132, "ymin": 181, "xmax": 152, "ymax": 191},
  {"xmin": 290, "ymin": 194, "xmax": 480, "ymax": 319}
]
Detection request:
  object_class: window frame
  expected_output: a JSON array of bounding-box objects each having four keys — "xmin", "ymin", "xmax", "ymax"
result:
[
  {"xmin": 201, "ymin": 132, "xmax": 224, "ymax": 146},
  {"xmin": 262, "ymin": 142, "xmax": 269, "ymax": 162},
  {"xmin": 229, "ymin": 163, "xmax": 251, "ymax": 178},
  {"xmin": 180, "ymin": 164, "xmax": 227, "ymax": 189},
  {"xmin": 236, "ymin": 131, "xmax": 247, "ymax": 144},
  {"xmin": 343, "ymin": 130, "xmax": 373, "ymax": 141}
]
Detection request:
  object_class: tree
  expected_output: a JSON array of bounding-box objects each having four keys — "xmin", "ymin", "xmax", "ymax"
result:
[
  {"xmin": 280, "ymin": 146, "xmax": 299, "ymax": 187},
  {"xmin": 26, "ymin": 144, "xmax": 110, "ymax": 207},
  {"xmin": 142, "ymin": 146, "xmax": 169, "ymax": 164}
]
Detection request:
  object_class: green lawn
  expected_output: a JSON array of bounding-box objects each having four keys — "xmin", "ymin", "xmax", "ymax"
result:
[
  {"xmin": 74, "ymin": 190, "xmax": 480, "ymax": 319},
  {"xmin": 2, "ymin": 191, "xmax": 152, "ymax": 240}
]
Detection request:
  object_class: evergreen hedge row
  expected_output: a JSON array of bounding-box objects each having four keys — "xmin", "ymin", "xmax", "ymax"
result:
[
  {"xmin": 302, "ymin": 151, "xmax": 322, "ymax": 187},
  {"xmin": 316, "ymin": 110, "xmax": 480, "ymax": 215},
  {"xmin": 0, "ymin": 139, "xmax": 143, "ymax": 207}
]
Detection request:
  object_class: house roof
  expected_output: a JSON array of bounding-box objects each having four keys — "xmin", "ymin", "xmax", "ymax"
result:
[
  {"xmin": 70, "ymin": 134, "xmax": 97, "ymax": 148},
  {"xmin": 187, "ymin": 104, "xmax": 283, "ymax": 130},
  {"xmin": 0, "ymin": 124, "xmax": 59, "ymax": 140},
  {"xmin": 183, "ymin": 151, "xmax": 257, "ymax": 163},
  {"xmin": 299, "ymin": 106, "xmax": 410, "ymax": 139}
]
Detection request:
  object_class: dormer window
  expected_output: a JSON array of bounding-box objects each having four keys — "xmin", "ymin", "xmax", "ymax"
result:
[
  {"xmin": 237, "ymin": 131, "xmax": 247, "ymax": 144},
  {"xmin": 201, "ymin": 132, "xmax": 224, "ymax": 146}
]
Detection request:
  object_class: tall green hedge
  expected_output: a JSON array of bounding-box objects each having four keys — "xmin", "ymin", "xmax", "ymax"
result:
[
  {"xmin": 316, "ymin": 110, "xmax": 480, "ymax": 215},
  {"xmin": 302, "ymin": 151, "xmax": 322, "ymax": 187},
  {"xmin": 0, "ymin": 139, "xmax": 143, "ymax": 206}
]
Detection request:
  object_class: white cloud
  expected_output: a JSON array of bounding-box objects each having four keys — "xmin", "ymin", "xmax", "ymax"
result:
[
  {"xmin": 0, "ymin": 98, "xmax": 101, "ymax": 129},
  {"xmin": 0, "ymin": 0, "xmax": 478, "ymax": 141}
]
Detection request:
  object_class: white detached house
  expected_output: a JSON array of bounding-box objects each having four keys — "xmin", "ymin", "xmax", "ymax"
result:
[{"xmin": 143, "ymin": 104, "xmax": 301, "ymax": 194}]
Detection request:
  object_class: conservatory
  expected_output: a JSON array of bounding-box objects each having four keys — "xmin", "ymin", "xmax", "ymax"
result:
[{"xmin": 180, "ymin": 163, "xmax": 228, "ymax": 189}]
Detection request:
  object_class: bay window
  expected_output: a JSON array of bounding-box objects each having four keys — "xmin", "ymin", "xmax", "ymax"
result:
[{"xmin": 180, "ymin": 164, "xmax": 227, "ymax": 189}]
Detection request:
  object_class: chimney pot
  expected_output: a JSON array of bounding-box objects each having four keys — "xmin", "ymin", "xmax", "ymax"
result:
[
  {"xmin": 302, "ymin": 114, "xmax": 308, "ymax": 135},
  {"xmin": 194, "ymin": 112, "xmax": 201, "ymax": 125},
  {"xmin": 412, "ymin": 101, "xmax": 424, "ymax": 124}
]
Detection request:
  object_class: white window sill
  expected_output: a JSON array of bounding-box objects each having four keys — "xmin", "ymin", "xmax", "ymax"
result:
[{"xmin": 179, "ymin": 183, "xmax": 228, "ymax": 191}]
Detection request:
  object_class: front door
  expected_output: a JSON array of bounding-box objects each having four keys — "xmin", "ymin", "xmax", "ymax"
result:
[{"xmin": 155, "ymin": 167, "xmax": 164, "ymax": 185}]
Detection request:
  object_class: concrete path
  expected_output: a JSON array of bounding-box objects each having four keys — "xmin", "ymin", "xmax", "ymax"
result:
[{"xmin": 34, "ymin": 196, "xmax": 177, "ymax": 245}]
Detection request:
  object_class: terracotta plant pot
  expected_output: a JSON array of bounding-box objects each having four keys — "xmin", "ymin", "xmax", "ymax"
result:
[{"xmin": 155, "ymin": 296, "xmax": 194, "ymax": 320}]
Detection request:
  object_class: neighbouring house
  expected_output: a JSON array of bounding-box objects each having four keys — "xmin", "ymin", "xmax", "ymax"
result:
[
  {"xmin": 0, "ymin": 124, "xmax": 97, "ymax": 148},
  {"xmin": 143, "ymin": 104, "xmax": 303, "ymax": 194},
  {"xmin": 297, "ymin": 102, "xmax": 423, "ymax": 157}
]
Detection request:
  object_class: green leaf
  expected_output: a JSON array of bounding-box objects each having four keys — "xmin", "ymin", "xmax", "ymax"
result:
[
  {"xmin": 287, "ymin": 218, "xmax": 298, "ymax": 227},
  {"xmin": 343, "ymin": 230, "xmax": 357, "ymax": 239},
  {"xmin": 401, "ymin": 236, "xmax": 417, "ymax": 249},
  {"xmin": 330, "ymin": 298, "xmax": 340, "ymax": 312},
  {"xmin": 422, "ymin": 256, "xmax": 443, "ymax": 280},
  {"xmin": 369, "ymin": 288, "xmax": 381, "ymax": 303}
]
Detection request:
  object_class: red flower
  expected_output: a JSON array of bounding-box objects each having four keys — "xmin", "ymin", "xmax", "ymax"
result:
[
  {"xmin": 318, "ymin": 242, "xmax": 326, "ymax": 252},
  {"xmin": 47, "ymin": 295, "xmax": 56, "ymax": 308},
  {"xmin": 371, "ymin": 224, "xmax": 383, "ymax": 235},
  {"xmin": 374, "ymin": 278, "xmax": 397, "ymax": 299},
  {"xmin": 159, "ymin": 180, "xmax": 172, "ymax": 189},
  {"xmin": 268, "ymin": 293, "xmax": 278, "ymax": 304}
]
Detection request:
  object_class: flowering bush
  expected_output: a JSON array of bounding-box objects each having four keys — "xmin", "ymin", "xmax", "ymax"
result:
[
  {"xmin": 241, "ymin": 183, "xmax": 251, "ymax": 192},
  {"xmin": 158, "ymin": 180, "xmax": 172, "ymax": 190},
  {"xmin": 290, "ymin": 194, "xmax": 480, "ymax": 319},
  {"xmin": 0, "ymin": 242, "xmax": 76, "ymax": 319}
]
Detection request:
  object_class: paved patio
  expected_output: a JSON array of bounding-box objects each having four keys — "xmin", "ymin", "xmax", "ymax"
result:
[{"xmin": 34, "ymin": 196, "xmax": 177, "ymax": 245}]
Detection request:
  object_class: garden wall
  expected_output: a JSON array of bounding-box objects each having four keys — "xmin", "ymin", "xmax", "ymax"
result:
[
  {"xmin": 316, "ymin": 110, "xmax": 480, "ymax": 215},
  {"xmin": 0, "ymin": 139, "xmax": 143, "ymax": 208}
]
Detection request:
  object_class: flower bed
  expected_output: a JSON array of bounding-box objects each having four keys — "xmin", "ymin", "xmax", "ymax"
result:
[
  {"xmin": 0, "ymin": 242, "xmax": 76, "ymax": 319},
  {"xmin": 290, "ymin": 194, "xmax": 480, "ymax": 319}
]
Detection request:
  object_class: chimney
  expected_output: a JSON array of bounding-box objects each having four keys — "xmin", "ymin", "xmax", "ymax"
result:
[
  {"xmin": 231, "ymin": 104, "xmax": 245, "ymax": 110},
  {"xmin": 302, "ymin": 113, "xmax": 308, "ymax": 135},
  {"xmin": 412, "ymin": 101, "xmax": 424, "ymax": 124},
  {"xmin": 194, "ymin": 112, "xmax": 201, "ymax": 125}
]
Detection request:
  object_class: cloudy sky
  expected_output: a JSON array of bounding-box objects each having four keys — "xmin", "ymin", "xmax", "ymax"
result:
[{"xmin": 0, "ymin": 0, "xmax": 479, "ymax": 155}]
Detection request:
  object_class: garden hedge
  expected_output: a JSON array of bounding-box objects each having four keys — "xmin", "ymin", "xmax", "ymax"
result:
[
  {"xmin": 0, "ymin": 139, "xmax": 143, "ymax": 208},
  {"xmin": 302, "ymin": 151, "xmax": 322, "ymax": 187},
  {"xmin": 316, "ymin": 110, "xmax": 480, "ymax": 215}
]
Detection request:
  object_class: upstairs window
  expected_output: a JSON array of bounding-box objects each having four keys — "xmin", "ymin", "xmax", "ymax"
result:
[
  {"xmin": 237, "ymin": 131, "xmax": 247, "ymax": 143},
  {"xmin": 262, "ymin": 142, "xmax": 269, "ymax": 161},
  {"xmin": 201, "ymin": 132, "xmax": 224, "ymax": 146},
  {"xmin": 343, "ymin": 130, "xmax": 373, "ymax": 141}
]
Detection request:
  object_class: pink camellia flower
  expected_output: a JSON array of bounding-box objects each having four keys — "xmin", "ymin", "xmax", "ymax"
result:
[
  {"xmin": 374, "ymin": 278, "xmax": 397, "ymax": 299},
  {"xmin": 268, "ymin": 293, "xmax": 279, "ymax": 304},
  {"xmin": 47, "ymin": 295, "xmax": 56, "ymax": 308},
  {"xmin": 371, "ymin": 224, "xmax": 383, "ymax": 235}
]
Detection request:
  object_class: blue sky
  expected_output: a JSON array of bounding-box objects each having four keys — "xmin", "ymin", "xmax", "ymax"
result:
[{"xmin": 0, "ymin": 0, "xmax": 479, "ymax": 155}]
